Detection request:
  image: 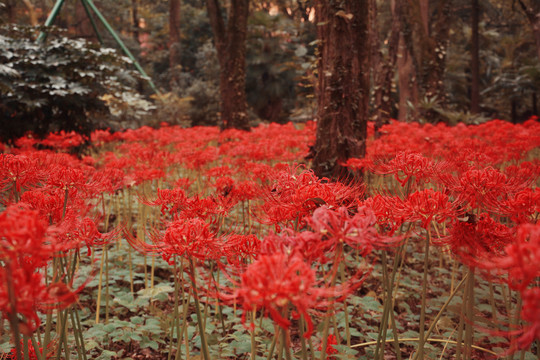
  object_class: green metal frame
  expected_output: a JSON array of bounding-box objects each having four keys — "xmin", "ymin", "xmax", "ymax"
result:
[{"xmin": 37, "ymin": 0, "xmax": 160, "ymax": 94}]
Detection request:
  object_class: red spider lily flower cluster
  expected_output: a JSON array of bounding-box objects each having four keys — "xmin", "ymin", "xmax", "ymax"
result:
[
  {"xmin": 230, "ymin": 252, "xmax": 351, "ymax": 338},
  {"xmin": 308, "ymin": 205, "xmax": 400, "ymax": 257},
  {"xmin": 258, "ymin": 164, "xmax": 364, "ymax": 230},
  {"xmin": 1, "ymin": 116, "xmax": 538, "ymax": 357},
  {"xmin": 483, "ymin": 224, "xmax": 540, "ymax": 350},
  {"xmin": 0, "ymin": 205, "xmax": 78, "ymax": 334}
]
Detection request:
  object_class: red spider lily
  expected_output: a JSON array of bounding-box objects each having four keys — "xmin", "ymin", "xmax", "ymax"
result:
[
  {"xmin": 515, "ymin": 287, "xmax": 540, "ymax": 350},
  {"xmin": 46, "ymin": 164, "xmax": 99, "ymax": 197},
  {"xmin": 0, "ymin": 263, "xmax": 47, "ymax": 335},
  {"xmin": 496, "ymin": 188, "xmax": 540, "ymax": 224},
  {"xmin": 231, "ymin": 253, "xmax": 347, "ymax": 338},
  {"xmin": 90, "ymin": 168, "xmax": 127, "ymax": 194},
  {"xmin": 75, "ymin": 217, "xmax": 121, "ymax": 254},
  {"xmin": 0, "ymin": 205, "xmax": 80, "ymax": 335},
  {"xmin": 440, "ymin": 167, "xmax": 523, "ymax": 211},
  {"xmin": 362, "ymin": 195, "xmax": 406, "ymax": 234},
  {"xmin": 485, "ymin": 223, "xmax": 540, "ymax": 292},
  {"xmin": 20, "ymin": 189, "xmax": 67, "ymax": 224},
  {"xmin": 438, "ymin": 213, "xmax": 513, "ymax": 268},
  {"xmin": 308, "ymin": 206, "xmax": 401, "ymax": 257},
  {"xmin": 400, "ymin": 189, "xmax": 457, "ymax": 229},
  {"xmin": 318, "ymin": 334, "xmax": 339, "ymax": 359},
  {"xmin": 0, "ymin": 204, "xmax": 54, "ymax": 264},
  {"xmin": 140, "ymin": 187, "xmax": 188, "ymax": 216},
  {"xmin": 258, "ymin": 230, "xmax": 324, "ymax": 264},
  {"xmin": 222, "ymin": 234, "xmax": 261, "ymax": 266},
  {"xmin": 0, "ymin": 154, "xmax": 44, "ymax": 201},
  {"xmin": 258, "ymin": 165, "xmax": 363, "ymax": 229},
  {"xmin": 40, "ymin": 131, "xmax": 85, "ymax": 150},
  {"xmin": 373, "ymin": 151, "xmax": 437, "ymax": 187},
  {"xmin": 90, "ymin": 128, "xmax": 115, "ymax": 145},
  {"xmin": 127, "ymin": 218, "xmax": 220, "ymax": 264}
]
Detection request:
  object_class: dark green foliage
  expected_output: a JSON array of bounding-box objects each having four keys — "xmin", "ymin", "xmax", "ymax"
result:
[
  {"xmin": 0, "ymin": 25, "xmax": 152, "ymax": 143},
  {"xmin": 246, "ymin": 10, "xmax": 316, "ymax": 123}
]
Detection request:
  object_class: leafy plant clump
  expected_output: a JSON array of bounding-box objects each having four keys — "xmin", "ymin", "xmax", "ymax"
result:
[{"xmin": 0, "ymin": 25, "xmax": 154, "ymax": 143}]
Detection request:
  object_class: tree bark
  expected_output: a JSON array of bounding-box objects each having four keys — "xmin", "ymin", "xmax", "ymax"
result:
[
  {"xmin": 373, "ymin": 0, "xmax": 402, "ymax": 133},
  {"xmin": 517, "ymin": 0, "xmax": 540, "ymax": 62},
  {"xmin": 311, "ymin": 0, "xmax": 369, "ymax": 179},
  {"xmin": 169, "ymin": 0, "xmax": 181, "ymax": 69},
  {"xmin": 206, "ymin": 0, "xmax": 250, "ymax": 131},
  {"xmin": 22, "ymin": 0, "xmax": 38, "ymax": 26},
  {"xmin": 470, "ymin": 0, "xmax": 480, "ymax": 114},
  {"xmin": 132, "ymin": 0, "xmax": 140, "ymax": 42},
  {"xmin": 402, "ymin": 0, "xmax": 453, "ymax": 121}
]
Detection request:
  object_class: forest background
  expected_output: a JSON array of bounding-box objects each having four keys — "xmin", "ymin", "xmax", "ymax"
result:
[{"xmin": 1, "ymin": 0, "xmax": 539, "ymax": 135}]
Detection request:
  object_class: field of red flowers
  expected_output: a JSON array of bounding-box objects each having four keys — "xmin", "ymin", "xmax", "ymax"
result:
[{"xmin": 0, "ymin": 118, "xmax": 539, "ymax": 360}]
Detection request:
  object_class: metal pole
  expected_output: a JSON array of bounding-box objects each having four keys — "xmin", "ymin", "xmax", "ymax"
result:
[
  {"xmin": 80, "ymin": 0, "xmax": 104, "ymax": 44},
  {"xmin": 36, "ymin": 0, "xmax": 66, "ymax": 42},
  {"xmin": 82, "ymin": 0, "xmax": 160, "ymax": 95}
]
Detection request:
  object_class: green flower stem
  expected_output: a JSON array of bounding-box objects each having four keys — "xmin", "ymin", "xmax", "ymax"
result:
[
  {"xmin": 69, "ymin": 310, "xmax": 83, "ymax": 360},
  {"xmin": 23, "ymin": 335, "xmax": 29, "ymax": 360},
  {"xmin": 340, "ymin": 262, "xmax": 351, "ymax": 347},
  {"xmin": 6, "ymin": 261, "xmax": 22, "ymax": 360},
  {"xmin": 176, "ymin": 282, "xmax": 192, "ymax": 360},
  {"xmin": 169, "ymin": 261, "xmax": 181, "ymax": 360},
  {"xmin": 375, "ymin": 247, "xmax": 402, "ymax": 360},
  {"xmin": 95, "ymin": 246, "xmax": 106, "ymax": 323},
  {"xmin": 55, "ymin": 308, "xmax": 70, "ymax": 360},
  {"xmin": 30, "ymin": 334, "xmax": 44, "ymax": 360},
  {"xmin": 320, "ymin": 244, "xmax": 343, "ymax": 360},
  {"xmin": 374, "ymin": 253, "xmax": 391, "ymax": 360},
  {"xmin": 251, "ymin": 309, "xmax": 257, "ymax": 360},
  {"xmin": 511, "ymin": 294, "xmax": 523, "ymax": 360},
  {"xmin": 188, "ymin": 258, "xmax": 211, "ymax": 360},
  {"xmin": 265, "ymin": 327, "xmax": 280, "ymax": 360},
  {"xmin": 416, "ymin": 228, "xmax": 431, "ymax": 360},
  {"xmin": 455, "ymin": 271, "xmax": 469, "ymax": 360},
  {"xmin": 73, "ymin": 309, "xmax": 87, "ymax": 360},
  {"xmin": 464, "ymin": 268, "xmax": 476, "ymax": 360},
  {"xmin": 298, "ymin": 316, "xmax": 308, "ymax": 360},
  {"xmin": 281, "ymin": 328, "xmax": 292, "ymax": 360},
  {"xmin": 412, "ymin": 272, "xmax": 469, "ymax": 360}
]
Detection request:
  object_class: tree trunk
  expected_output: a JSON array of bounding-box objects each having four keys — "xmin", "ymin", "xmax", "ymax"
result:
[
  {"xmin": 470, "ymin": 0, "xmax": 480, "ymax": 114},
  {"xmin": 206, "ymin": 0, "xmax": 250, "ymax": 131},
  {"xmin": 311, "ymin": 0, "xmax": 369, "ymax": 179},
  {"xmin": 373, "ymin": 0, "xmax": 402, "ymax": 133},
  {"xmin": 169, "ymin": 0, "xmax": 181, "ymax": 69},
  {"xmin": 402, "ymin": 0, "xmax": 453, "ymax": 121},
  {"xmin": 4, "ymin": 0, "xmax": 16, "ymax": 23},
  {"xmin": 22, "ymin": 0, "xmax": 38, "ymax": 26},
  {"xmin": 132, "ymin": 0, "xmax": 139, "ymax": 42},
  {"xmin": 75, "ymin": 2, "xmax": 94, "ymax": 40},
  {"xmin": 517, "ymin": 0, "xmax": 540, "ymax": 62}
]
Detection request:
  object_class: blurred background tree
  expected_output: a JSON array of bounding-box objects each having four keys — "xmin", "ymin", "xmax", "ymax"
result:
[{"xmin": 0, "ymin": 0, "xmax": 537, "ymax": 139}]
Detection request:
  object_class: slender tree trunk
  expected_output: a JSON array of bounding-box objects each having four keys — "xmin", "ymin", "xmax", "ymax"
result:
[
  {"xmin": 517, "ymin": 0, "xmax": 540, "ymax": 62},
  {"xmin": 22, "ymin": 0, "xmax": 38, "ymax": 26},
  {"xmin": 4, "ymin": 0, "xmax": 16, "ymax": 23},
  {"xmin": 132, "ymin": 0, "xmax": 139, "ymax": 42},
  {"xmin": 311, "ymin": 0, "xmax": 369, "ymax": 179},
  {"xmin": 169, "ymin": 0, "xmax": 181, "ymax": 69},
  {"xmin": 402, "ymin": 0, "xmax": 452, "ymax": 122},
  {"xmin": 75, "ymin": 2, "xmax": 94, "ymax": 40},
  {"xmin": 532, "ymin": 92, "xmax": 538, "ymax": 116},
  {"xmin": 206, "ymin": 0, "xmax": 250, "ymax": 131},
  {"xmin": 470, "ymin": 0, "xmax": 480, "ymax": 114},
  {"xmin": 373, "ymin": 0, "xmax": 402, "ymax": 133}
]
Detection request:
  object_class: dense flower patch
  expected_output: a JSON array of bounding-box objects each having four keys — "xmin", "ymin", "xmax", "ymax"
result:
[{"xmin": 0, "ymin": 118, "xmax": 539, "ymax": 359}]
